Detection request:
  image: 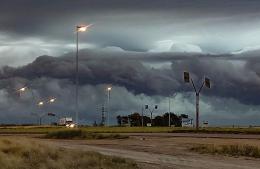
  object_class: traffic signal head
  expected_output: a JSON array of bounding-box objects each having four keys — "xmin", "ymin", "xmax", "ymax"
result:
[
  {"xmin": 155, "ymin": 105, "xmax": 158, "ymax": 109},
  {"xmin": 184, "ymin": 72, "xmax": 190, "ymax": 83},
  {"xmin": 145, "ymin": 105, "xmax": 148, "ymax": 109},
  {"xmin": 205, "ymin": 77, "xmax": 211, "ymax": 88}
]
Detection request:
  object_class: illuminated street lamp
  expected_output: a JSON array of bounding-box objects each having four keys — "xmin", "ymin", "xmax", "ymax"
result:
[
  {"xmin": 37, "ymin": 101, "xmax": 44, "ymax": 106},
  {"xmin": 75, "ymin": 24, "xmax": 91, "ymax": 127},
  {"xmin": 17, "ymin": 86, "xmax": 28, "ymax": 97},
  {"xmin": 16, "ymin": 85, "xmax": 57, "ymax": 125},
  {"xmin": 36, "ymin": 98, "xmax": 57, "ymax": 125},
  {"xmin": 107, "ymin": 86, "xmax": 112, "ymax": 126},
  {"xmin": 18, "ymin": 87, "xmax": 27, "ymax": 92},
  {"xmin": 184, "ymin": 71, "xmax": 211, "ymax": 130},
  {"xmin": 48, "ymin": 98, "xmax": 56, "ymax": 103}
]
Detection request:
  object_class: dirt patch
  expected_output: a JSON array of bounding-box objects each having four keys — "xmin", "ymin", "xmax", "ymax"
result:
[{"xmin": 43, "ymin": 134, "xmax": 260, "ymax": 169}]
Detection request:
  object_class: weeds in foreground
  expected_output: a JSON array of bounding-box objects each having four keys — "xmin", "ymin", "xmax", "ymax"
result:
[
  {"xmin": 191, "ymin": 144, "xmax": 260, "ymax": 158},
  {"xmin": 45, "ymin": 129, "xmax": 129, "ymax": 139},
  {"xmin": 0, "ymin": 138, "xmax": 138, "ymax": 169}
]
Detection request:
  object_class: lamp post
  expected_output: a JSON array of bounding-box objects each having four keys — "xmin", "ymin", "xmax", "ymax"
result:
[
  {"xmin": 107, "ymin": 86, "xmax": 112, "ymax": 126},
  {"xmin": 184, "ymin": 72, "xmax": 211, "ymax": 130},
  {"xmin": 168, "ymin": 96, "xmax": 171, "ymax": 127},
  {"xmin": 17, "ymin": 86, "xmax": 37, "ymax": 124},
  {"xmin": 17, "ymin": 86, "xmax": 57, "ymax": 125},
  {"xmin": 75, "ymin": 24, "xmax": 91, "ymax": 127},
  {"xmin": 145, "ymin": 105, "xmax": 158, "ymax": 126},
  {"xmin": 37, "ymin": 100, "xmax": 44, "ymax": 125},
  {"xmin": 168, "ymin": 93, "xmax": 177, "ymax": 127},
  {"xmin": 37, "ymin": 98, "xmax": 57, "ymax": 125}
]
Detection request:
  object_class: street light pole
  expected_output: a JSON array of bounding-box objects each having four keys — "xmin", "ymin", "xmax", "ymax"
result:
[
  {"xmin": 37, "ymin": 101, "xmax": 44, "ymax": 125},
  {"xmin": 107, "ymin": 87, "xmax": 112, "ymax": 126},
  {"xmin": 141, "ymin": 106, "xmax": 144, "ymax": 127},
  {"xmin": 196, "ymin": 92, "xmax": 199, "ymax": 130},
  {"xmin": 184, "ymin": 72, "xmax": 211, "ymax": 130},
  {"xmin": 75, "ymin": 24, "xmax": 91, "ymax": 127},
  {"xmin": 168, "ymin": 96, "xmax": 171, "ymax": 127},
  {"xmin": 75, "ymin": 27, "xmax": 79, "ymax": 127},
  {"xmin": 17, "ymin": 86, "xmax": 38, "ymax": 125},
  {"xmin": 145, "ymin": 105, "xmax": 158, "ymax": 126},
  {"xmin": 37, "ymin": 98, "xmax": 57, "ymax": 125}
]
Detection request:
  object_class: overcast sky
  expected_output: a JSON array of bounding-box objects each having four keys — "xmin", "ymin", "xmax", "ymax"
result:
[{"xmin": 1, "ymin": 0, "xmax": 260, "ymax": 125}]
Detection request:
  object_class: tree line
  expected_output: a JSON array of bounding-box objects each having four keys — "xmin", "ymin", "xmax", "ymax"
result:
[{"xmin": 116, "ymin": 112, "xmax": 188, "ymax": 127}]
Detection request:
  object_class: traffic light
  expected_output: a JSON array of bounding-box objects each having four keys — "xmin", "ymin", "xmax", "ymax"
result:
[
  {"xmin": 184, "ymin": 72, "xmax": 190, "ymax": 83},
  {"xmin": 145, "ymin": 105, "xmax": 148, "ymax": 109},
  {"xmin": 205, "ymin": 77, "xmax": 211, "ymax": 88},
  {"xmin": 155, "ymin": 105, "xmax": 158, "ymax": 109}
]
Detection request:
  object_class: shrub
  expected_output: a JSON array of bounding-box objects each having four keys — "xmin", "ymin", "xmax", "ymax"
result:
[
  {"xmin": 45, "ymin": 129, "xmax": 129, "ymax": 139},
  {"xmin": 0, "ymin": 138, "xmax": 138, "ymax": 169},
  {"xmin": 191, "ymin": 144, "xmax": 260, "ymax": 158}
]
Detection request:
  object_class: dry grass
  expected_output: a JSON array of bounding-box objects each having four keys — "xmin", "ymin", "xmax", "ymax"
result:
[
  {"xmin": 191, "ymin": 144, "xmax": 260, "ymax": 158},
  {"xmin": 2, "ymin": 126, "xmax": 260, "ymax": 135},
  {"xmin": 0, "ymin": 137, "xmax": 139, "ymax": 169},
  {"xmin": 45, "ymin": 129, "xmax": 129, "ymax": 139}
]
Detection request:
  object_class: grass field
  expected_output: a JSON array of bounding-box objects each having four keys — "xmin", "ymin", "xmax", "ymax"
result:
[
  {"xmin": 191, "ymin": 144, "xmax": 260, "ymax": 158},
  {"xmin": 0, "ymin": 137, "xmax": 138, "ymax": 169},
  {"xmin": 1, "ymin": 126, "xmax": 260, "ymax": 134},
  {"xmin": 45, "ymin": 129, "xmax": 129, "ymax": 139}
]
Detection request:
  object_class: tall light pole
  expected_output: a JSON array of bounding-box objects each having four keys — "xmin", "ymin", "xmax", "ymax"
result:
[
  {"xmin": 75, "ymin": 24, "xmax": 91, "ymax": 127},
  {"xmin": 37, "ymin": 100, "xmax": 44, "ymax": 125},
  {"xmin": 145, "ymin": 105, "xmax": 158, "ymax": 126},
  {"xmin": 107, "ymin": 86, "xmax": 112, "ymax": 126},
  {"xmin": 17, "ymin": 86, "xmax": 57, "ymax": 125},
  {"xmin": 36, "ymin": 98, "xmax": 57, "ymax": 125},
  {"xmin": 168, "ymin": 96, "xmax": 171, "ymax": 127},
  {"xmin": 168, "ymin": 93, "xmax": 177, "ymax": 127},
  {"xmin": 184, "ymin": 72, "xmax": 211, "ymax": 130},
  {"xmin": 17, "ymin": 86, "xmax": 37, "ymax": 124},
  {"xmin": 17, "ymin": 87, "xmax": 27, "ymax": 97}
]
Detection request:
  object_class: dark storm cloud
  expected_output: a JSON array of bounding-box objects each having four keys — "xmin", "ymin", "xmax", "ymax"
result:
[
  {"xmin": 0, "ymin": 54, "xmax": 179, "ymax": 96},
  {"xmin": 1, "ymin": 49, "xmax": 260, "ymax": 106},
  {"xmin": 1, "ymin": 0, "xmax": 260, "ymax": 125},
  {"xmin": 1, "ymin": 0, "xmax": 260, "ymax": 52}
]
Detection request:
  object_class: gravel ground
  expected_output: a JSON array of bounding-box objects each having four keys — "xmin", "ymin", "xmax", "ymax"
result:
[{"xmin": 42, "ymin": 133, "xmax": 260, "ymax": 169}]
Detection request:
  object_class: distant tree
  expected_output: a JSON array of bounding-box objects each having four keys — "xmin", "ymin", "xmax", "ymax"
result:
[
  {"xmin": 121, "ymin": 116, "xmax": 129, "ymax": 125},
  {"xmin": 116, "ymin": 112, "xmax": 187, "ymax": 127},
  {"xmin": 154, "ymin": 115, "xmax": 166, "ymax": 126},
  {"xmin": 129, "ymin": 112, "xmax": 142, "ymax": 126},
  {"xmin": 142, "ymin": 116, "xmax": 151, "ymax": 126}
]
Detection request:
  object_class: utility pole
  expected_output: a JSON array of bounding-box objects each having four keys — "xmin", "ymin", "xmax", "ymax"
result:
[{"xmin": 184, "ymin": 72, "xmax": 211, "ymax": 130}]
